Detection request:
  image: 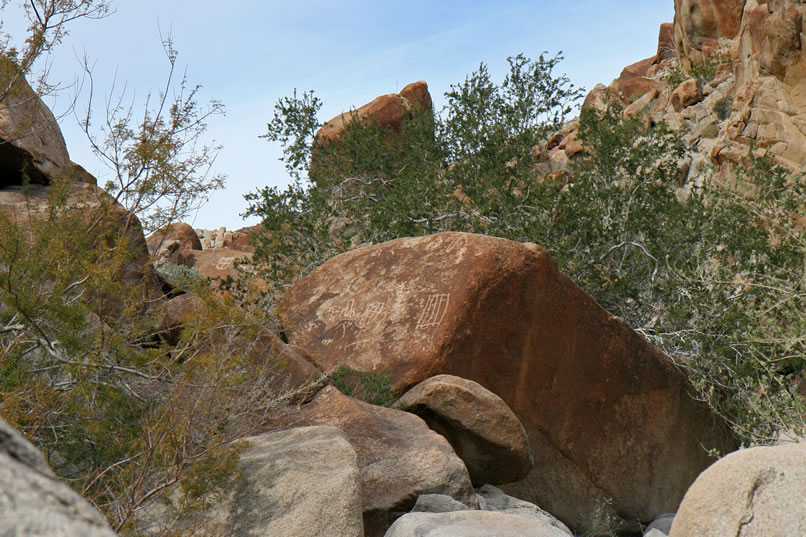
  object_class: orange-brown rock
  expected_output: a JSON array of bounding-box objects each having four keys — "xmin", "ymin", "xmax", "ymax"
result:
[
  {"xmin": 284, "ymin": 385, "xmax": 477, "ymax": 537},
  {"xmin": 146, "ymin": 222, "xmax": 202, "ymax": 263},
  {"xmin": 316, "ymin": 81, "xmax": 432, "ymax": 145},
  {"xmin": 617, "ymin": 77, "xmax": 665, "ymax": 101},
  {"xmin": 228, "ymin": 224, "xmax": 263, "ymax": 253},
  {"xmin": 396, "ymin": 374, "xmax": 532, "ymax": 486},
  {"xmin": 156, "ymin": 292, "xmax": 320, "ymax": 392},
  {"xmin": 279, "ymin": 232, "xmax": 737, "ymax": 533},
  {"xmin": 174, "ymin": 247, "xmax": 252, "ymax": 282},
  {"xmin": 610, "ymin": 54, "xmax": 663, "ymax": 102},
  {"xmin": 581, "ymin": 84, "xmax": 625, "ymax": 114},
  {"xmin": 670, "ymin": 78, "xmax": 703, "ymax": 112}
]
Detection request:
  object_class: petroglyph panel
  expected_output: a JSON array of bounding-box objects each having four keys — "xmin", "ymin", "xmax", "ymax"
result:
[
  {"xmin": 416, "ymin": 293, "xmax": 450, "ymax": 330},
  {"xmin": 215, "ymin": 256, "xmax": 235, "ymax": 270}
]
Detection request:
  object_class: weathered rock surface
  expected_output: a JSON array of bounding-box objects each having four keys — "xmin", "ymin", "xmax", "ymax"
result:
[
  {"xmin": 173, "ymin": 247, "xmax": 252, "ymax": 282},
  {"xmin": 396, "ymin": 374, "xmax": 532, "ymax": 486},
  {"xmin": 670, "ymin": 78, "xmax": 703, "ymax": 112},
  {"xmin": 0, "ymin": 56, "xmax": 70, "ymax": 185},
  {"xmin": 669, "ymin": 442, "xmax": 806, "ymax": 537},
  {"xmin": 384, "ymin": 511, "xmax": 571, "ymax": 537},
  {"xmin": 283, "ymin": 385, "xmax": 477, "ymax": 536},
  {"xmin": 142, "ymin": 425, "xmax": 364, "ymax": 537},
  {"xmin": 279, "ymin": 232, "xmax": 736, "ymax": 533},
  {"xmin": 0, "ymin": 418, "xmax": 117, "ymax": 537},
  {"xmin": 476, "ymin": 485, "xmax": 573, "ymax": 536},
  {"xmin": 316, "ymin": 81, "xmax": 432, "ymax": 144}
]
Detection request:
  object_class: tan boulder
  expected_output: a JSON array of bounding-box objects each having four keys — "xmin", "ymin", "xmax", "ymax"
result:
[
  {"xmin": 396, "ymin": 374, "xmax": 532, "ymax": 486},
  {"xmin": 282, "ymin": 385, "xmax": 477, "ymax": 537},
  {"xmin": 669, "ymin": 443, "xmax": 806, "ymax": 537},
  {"xmin": 671, "ymin": 78, "xmax": 703, "ymax": 112},
  {"xmin": 0, "ymin": 56, "xmax": 70, "ymax": 185},
  {"xmin": 582, "ymin": 83, "xmax": 624, "ymax": 114},
  {"xmin": 316, "ymin": 81, "xmax": 432, "ymax": 145},
  {"xmin": 139, "ymin": 425, "xmax": 364, "ymax": 537},
  {"xmin": 278, "ymin": 232, "xmax": 737, "ymax": 534}
]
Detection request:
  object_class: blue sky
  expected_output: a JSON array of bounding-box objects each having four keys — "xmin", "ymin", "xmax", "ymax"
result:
[{"xmin": 8, "ymin": 1, "xmax": 674, "ymax": 230}]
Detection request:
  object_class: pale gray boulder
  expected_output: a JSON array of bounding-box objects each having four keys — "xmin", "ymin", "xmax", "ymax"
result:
[
  {"xmin": 219, "ymin": 425, "xmax": 364, "ymax": 537},
  {"xmin": 384, "ymin": 510, "xmax": 571, "ymax": 537},
  {"xmin": 0, "ymin": 418, "xmax": 118, "ymax": 537}
]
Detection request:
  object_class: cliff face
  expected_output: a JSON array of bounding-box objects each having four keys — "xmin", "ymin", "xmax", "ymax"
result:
[{"xmin": 544, "ymin": 0, "xmax": 806, "ymax": 190}]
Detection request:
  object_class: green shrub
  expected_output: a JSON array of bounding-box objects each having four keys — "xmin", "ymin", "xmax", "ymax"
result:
[
  {"xmin": 330, "ymin": 365, "xmax": 396, "ymax": 407},
  {"xmin": 713, "ymin": 96, "xmax": 733, "ymax": 121},
  {"xmin": 249, "ymin": 54, "xmax": 805, "ymax": 446}
]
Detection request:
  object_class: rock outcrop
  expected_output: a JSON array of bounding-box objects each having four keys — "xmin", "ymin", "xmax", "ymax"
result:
[
  {"xmin": 396, "ymin": 374, "xmax": 532, "ymax": 486},
  {"xmin": 0, "ymin": 418, "xmax": 118, "ymax": 537},
  {"xmin": 316, "ymin": 81, "xmax": 432, "ymax": 145},
  {"xmin": 673, "ymin": 0, "xmax": 745, "ymax": 68},
  {"xmin": 278, "ymin": 232, "xmax": 737, "ymax": 533},
  {"xmin": 669, "ymin": 442, "xmax": 806, "ymax": 537}
]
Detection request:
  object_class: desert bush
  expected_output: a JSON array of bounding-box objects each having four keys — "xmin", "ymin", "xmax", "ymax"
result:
[{"xmin": 250, "ymin": 56, "xmax": 805, "ymax": 446}]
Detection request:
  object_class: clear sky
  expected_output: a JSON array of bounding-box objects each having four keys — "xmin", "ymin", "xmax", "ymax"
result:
[{"xmin": 6, "ymin": 1, "xmax": 675, "ymax": 230}]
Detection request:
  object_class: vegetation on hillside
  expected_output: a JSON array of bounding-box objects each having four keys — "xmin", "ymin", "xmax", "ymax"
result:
[
  {"xmin": 0, "ymin": 2, "xmax": 803, "ymax": 535},
  {"xmin": 248, "ymin": 54, "xmax": 805, "ymax": 446},
  {"xmin": 0, "ymin": 3, "xmax": 304, "ymax": 535}
]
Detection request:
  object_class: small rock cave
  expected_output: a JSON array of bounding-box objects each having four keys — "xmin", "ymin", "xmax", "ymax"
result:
[{"xmin": 0, "ymin": 139, "xmax": 49, "ymax": 188}]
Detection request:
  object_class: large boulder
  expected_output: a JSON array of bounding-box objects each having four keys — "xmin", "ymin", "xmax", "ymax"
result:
[
  {"xmin": 140, "ymin": 425, "xmax": 364, "ymax": 537},
  {"xmin": 396, "ymin": 374, "xmax": 532, "ymax": 486},
  {"xmin": 0, "ymin": 417, "xmax": 117, "ymax": 537},
  {"xmin": 669, "ymin": 442, "xmax": 806, "ymax": 537},
  {"xmin": 283, "ymin": 385, "xmax": 477, "ymax": 537},
  {"xmin": 279, "ymin": 232, "xmax": 737, "ymax": 534},
  {"xmin": 384, "ymin": 510, "xmax": 571, "ymax": 537},
  {"xmin": 315, "ymin": 81, "xmax": 432, "ymax": 145},
  {"xmin": 0, "ymin": 56, "xmax": 70, "ymax": 185}
]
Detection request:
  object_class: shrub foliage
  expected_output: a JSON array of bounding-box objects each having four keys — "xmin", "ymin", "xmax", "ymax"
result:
[{"xmin": 247, "ymin": 54, "xmax": 805, "ymax": 446}]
